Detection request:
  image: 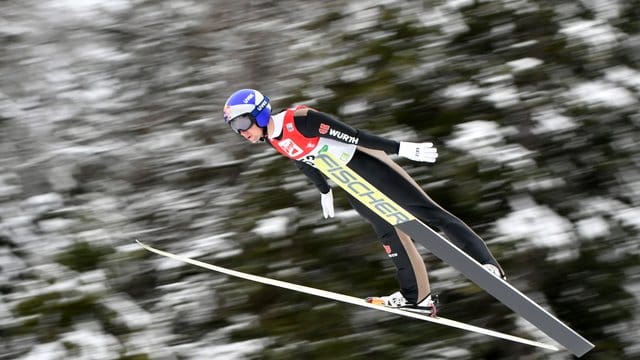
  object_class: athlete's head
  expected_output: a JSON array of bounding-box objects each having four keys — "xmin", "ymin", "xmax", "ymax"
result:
[{"xmin": 223, "ymin": 89, "xmax": 271, "ymax": 136}]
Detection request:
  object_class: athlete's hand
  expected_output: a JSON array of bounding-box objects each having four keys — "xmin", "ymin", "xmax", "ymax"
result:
[
  {"xmin": 320, "ymin": 189, "xmax": 335, "ymax": 219},
  {"xmin": 398, "ymin": 141, "xmax": 438, "ymax": 163}
]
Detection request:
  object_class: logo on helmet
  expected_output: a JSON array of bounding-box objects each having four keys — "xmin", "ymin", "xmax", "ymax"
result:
[
  {"xmin": 243, "ymin": 93, "xmax": 255, "ymax": 104},
  {"xmin": 255, "ymin": 98, "xmax": 268, "ymax": 112},
  {"xmin": 223, "ymin": 105, "xmax": 232, "ymax": 121}
]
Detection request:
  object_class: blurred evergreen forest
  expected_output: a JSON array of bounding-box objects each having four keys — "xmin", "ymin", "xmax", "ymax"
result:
[{"xmin": 1, "ymin": 1, "xmax": 639, "ymax": 359}]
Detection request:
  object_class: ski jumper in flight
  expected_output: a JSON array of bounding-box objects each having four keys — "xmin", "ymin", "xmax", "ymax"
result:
[{"xmin": 223, "ymin": 89, "xmax": 506, "ymax": 312}]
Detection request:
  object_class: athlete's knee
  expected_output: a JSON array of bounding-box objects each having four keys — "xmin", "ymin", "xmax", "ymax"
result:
[
  {"xmin": 419, "ymin": 209, "xmax": 462, "ymax": 230},
  {"xmin": 367, "ymin": 221, "xmax": 396, "ymax": 240},
  {"xmin": 378, "ymin": 229, "xmax": 397, "ymax": 241}
]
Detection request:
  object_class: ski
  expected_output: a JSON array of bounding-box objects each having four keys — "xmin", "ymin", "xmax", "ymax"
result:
[
  {"xmin": 314, "ymin": 152, "xmax": 594, "ymax": 357},
  {"xmin": 136, "ymin": 240, "xmax": 559, "ymax": 351}
]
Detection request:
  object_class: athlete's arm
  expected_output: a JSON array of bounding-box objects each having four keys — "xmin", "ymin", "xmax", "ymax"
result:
[
  {"xmin": 267, "ymin": 138, "xmax": 330, "ymax": 193},
  {"xmin": 294, "ymin": 160, "xmax": 331, "ymax": 194},
  {"xmin": 294, "ymin": 109, "xmax": 400, "ymax": 154},
  {"xmin": 294, "ymin": 161, "xmax": 334, "ymax": 218}
]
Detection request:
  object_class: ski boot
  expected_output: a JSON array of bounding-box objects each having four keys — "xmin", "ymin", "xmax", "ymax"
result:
[
  {"xmin": 366, "ymin": 291, "xmax": 438, "ymax": 317},
  {"xmin": 483, "ymin": 264, "xmax": 507, "ymax": 281}
]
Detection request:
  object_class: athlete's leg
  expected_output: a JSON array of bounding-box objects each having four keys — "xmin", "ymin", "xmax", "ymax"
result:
[
  {"xmin": 348, "ymin": 149, "xmax": 505, "ymax": 276},
  {"xmin": 346, "ymin": 194, "xmax": 430, "ymax": 304},
  {"xmin": 406, "ymin": 202, "xmax": 503, "ymax": 270}
]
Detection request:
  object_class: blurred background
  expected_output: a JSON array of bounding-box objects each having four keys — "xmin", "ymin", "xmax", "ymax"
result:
[{"xmin": 1, "ymin": 0, "xmax": 639, "ymax": 359}]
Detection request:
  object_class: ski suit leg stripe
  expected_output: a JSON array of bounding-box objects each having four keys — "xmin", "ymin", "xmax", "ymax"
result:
[{"xmin": 395, "ymin": 228, "xmax": 431, "ymax": 302}]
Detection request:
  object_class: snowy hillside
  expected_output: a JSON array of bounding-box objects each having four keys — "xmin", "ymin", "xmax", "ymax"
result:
[{"xmin": 1, "ymin": 0, "xmax": 639, "ymax": 359}]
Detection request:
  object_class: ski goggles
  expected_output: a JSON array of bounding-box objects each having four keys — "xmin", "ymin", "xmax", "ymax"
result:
[{"xmin": 228, "ymin": 114, "xmax": 254, "ymax": 134}]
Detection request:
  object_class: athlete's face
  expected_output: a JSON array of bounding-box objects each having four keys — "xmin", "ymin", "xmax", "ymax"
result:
[{"xmin": 239, "ymin": 124, "xmax": 263, "ymax": 143}]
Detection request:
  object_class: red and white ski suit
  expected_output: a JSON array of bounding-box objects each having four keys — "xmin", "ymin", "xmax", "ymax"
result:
[{"xmin": 268, "ymin": 106, "xmax": 502, "ymax": 304}]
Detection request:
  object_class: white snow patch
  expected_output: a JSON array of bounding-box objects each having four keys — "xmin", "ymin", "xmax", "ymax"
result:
[
  {"xmin": 0, "ymin": 248, "xmax": 27, "ymax": 281},
  {"xmin": 579, "ymin": 0, "xmax": 621, "ymax": 20},
  {"xmin": 181, "ymin": 233, "xmax": 242, "ymax": 260},
  {"xmin": 17, "ymin": 322, "xmax": 122, "ymax": 360},
  {"xmin": 339, "ymin": 99, "xmax": 369, "ymax": 115},
  {"xmin": 37, "ymin": 218, "xmax": 76, "ymax": 233},
  {"xmin": 102, "ymin": 294, "xmax": 152, "ymax": 330},
  {"xmin": 614, "ymin": 206, "xmax": 640, "ymax": 231},
  {"xmin": 447, "ymin": 120, "xmax": 535, "ymax": 169},
  {"xmin": 444, "ymin": 0, "xmax": 475, "ymax": 10},
  {"xmin": 565, "ymin": 81, "xmax": 636, "ymax": 108},
  {"xmin": 510, "ymin": 40, "xmax": 538, "ymax": 49},
  {"xmin": 418, "ymin": 5, "xmax": 469, "ymax": 36},
  {"xmin": 507, "ymin": 57, "xmax": 543, "ymax": 72},
  {"xmin": 155, "ymin": 279, "xmax": 218, "ymax": 326},
  {"xmin": 343, "ymin": 4, "xmax": 380, "ymax": 32},
  {"xmin": 59, "ymin": 322, "xmax": 122, "ymax": 359},
  {"xmin": 172, "ymin": 338, "xmax": 268, "ymax": 360},
  {"xmin": 575, "ymin": 216, "xmax": 610, "ymax": 240},
  {"xmin": 449, "ymin": 120, "xmax": 504, "ymax": 147},
  {"xmin": 531, "ymin": 108, "xmax": 578, "ymax": 134},
  {"xmin": 483, "ymin": 85, "xmax": 520, "ymax": 108},
  {"xmin": 494, "ymin": 196, "xmax": 577, "ymax": 260},
  {"xmin": 42, "ymin": 0, "xmax": 131, "ymax": 15},
  {"xmin": 253, "ymin": 208, "xmax": 298, "ymax": 238},
  {"xmin": 21, "ymin": 193, "xmax": 64, "ymax": 214},
  {"xmin": 560, "ymin": 20, "xmax": 621, "ymax": 52},
  {"xmin": 254, "ymin": 216, "xmax": 290, "ymax": 238},
  {"xmin": 335, "ymin": 209, "xmax": 361, "ymax": 221},
  {"xmin": 605, "ymin": 66, "xmax": 640, "ymax": 92},
  {"xmin": 512, "ymin": 177, "xmax": 566, "ymax": 192},
  {"xmin": 442, "ymin": 82, "xmax": 483, "ymax": 100},
  {"xmin": 578, "ymin": 197, "xmax": 640, "ymax": 231},
  {"xmin": 340, "ymin": 66, "xmax": 370, "ymax": 82},
  {"xmin": 0, "ymin": 172, "xmax": 22, "ymax": 198},
  {"xmin": 16, "ymin": 342, "xmax": 67, "ymax": 360},
  {"xmin": 479, "ymin": 74, "xmax": 513, "ymax": 85},
  {"xmin": 10, "ymin": 267, "xmax": 109, "ymax": 301}
]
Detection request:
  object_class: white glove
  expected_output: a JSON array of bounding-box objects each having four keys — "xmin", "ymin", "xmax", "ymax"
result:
[
  {"xmin": 398, "ymin": 141, "xmax": 438, "ymax": 163},
  {"xmin": 320, "ymin": 189, "xmax": 335, "ymax": 219}
]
